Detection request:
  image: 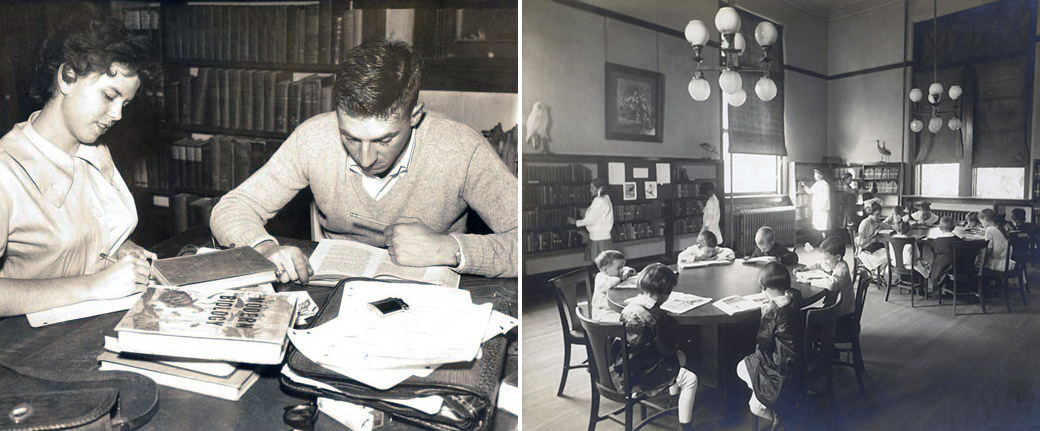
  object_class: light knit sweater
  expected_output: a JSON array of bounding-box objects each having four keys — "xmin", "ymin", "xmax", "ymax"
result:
[
  {"xmin": 210, "ymin": 111, "xmax": 518, "ymax": 278},
  {"xmin": 577, "ymin": 195, "xmax": 613, "ymax": 241}
]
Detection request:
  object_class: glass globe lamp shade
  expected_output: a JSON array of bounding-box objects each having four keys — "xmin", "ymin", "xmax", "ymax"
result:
[
  {"xmin": 928, "ymin": 82, "xmax": 944, "ymax": 97},
  {"xmin": 948, "ymin": 85, "xmax": 963, "ymax": 100},
  {"xmin": 684, "ymin": 20, "xmax": 709, "ymax": 46},
  {"xmin": 755, "ymin": 77, "xmax": 777, "ymax": 101},
  {"xmin": 928, "ymin": 93, "xmax": 940, "ymax": 104},
  {"xmin": 688, "ymin": 76, "xmax": 711, "ymax": 101},
  {"xmin": 719, "ymin": 70, "xmax": 742, "ymax": 95},
  {"xmin": 733, "ymin": 33, "xmax": 746, "ymax": 54},
  {"xmin": 755, "ymin": 21, "xmax": 778, "ymax": 46},
  {"xmin": 928, "ymin": 116, "xmax": 943, "ymax": 133},
  {"xmin": 908, "ymin": 88, "xmax": 922, "ymax": 102},
  {"xmin": 948, "ymin": 116, "xmax": 961, "ymax": 131},
  {"xmin": 726, "ymin": 89, "xmax": 747, "ymax": 107},
  {"xmin": 910, "ymin": 119, "xmax": 924, "ymax": 132},
  {"xmin": 715, "ymin": 7, "xmax": 741, "ymax": 34}
]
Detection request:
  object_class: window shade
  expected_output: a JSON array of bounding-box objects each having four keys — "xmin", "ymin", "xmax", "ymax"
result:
[{"xmin": 727, "ymin": 8, "xmax": 786, "ymax": 157}]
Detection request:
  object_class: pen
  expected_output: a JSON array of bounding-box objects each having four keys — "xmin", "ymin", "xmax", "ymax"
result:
[
  {"xmin": 99, "ymin": 253, "xmax": 162, "ymax": 282},
  {"xmin": 350, "ymin": 212, "xmax": 388, "ymax": 231},
  {"xmin": 98, "ymin": 253, "xmax": 117, "ymax": 263}
]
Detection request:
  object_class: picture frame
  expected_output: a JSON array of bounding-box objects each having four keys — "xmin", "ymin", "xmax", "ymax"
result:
[
  {"xmin": 623, "ymin": 182, "xmax": 638, "ymax": 201},
  {"xmin": 645, "ymin": 182, "xmax": 658, "ymax": 199},
  {"xmin": 605, "ymin": 63, "xmax": 664, "ymax": 142}
]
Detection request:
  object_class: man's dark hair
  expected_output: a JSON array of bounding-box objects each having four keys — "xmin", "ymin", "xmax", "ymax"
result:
[
  {"xmin": 334, "ymin": 40, "xmax": 422, "ymax": 119},
  {"xmin": 31, "ymin": 11, "xmax": 155, "ymax": 106},
  {"xmin": 637, "ymin": 263, "xmax": 677, "ymax": 297}
]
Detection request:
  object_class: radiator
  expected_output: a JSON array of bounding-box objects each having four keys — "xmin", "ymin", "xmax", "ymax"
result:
[
  {"xmin": 731, "ymin": 207, "xmax": 797, "ymax": 256},
  {"xmin": 931, "ymin": 209, "xmax": 970, "ymax": 224}
]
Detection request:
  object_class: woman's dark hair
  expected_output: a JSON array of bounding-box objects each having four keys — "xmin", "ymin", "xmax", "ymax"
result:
[
  {"xmin": 31, "ymin": 12, "xmax": 155, "ymax": 106},
  {"xmin": 592, "ymin": 177, "xmax": 609, "ymax": 197},
  {"xmin": 699, "ymin": 181, "xmax": 716, "ymax": 196},
  {"xmin": 979, "ymin": 208, "xmax": 1009, "ymax": 240},
  {"xmin": 335, "ymin": 40, "xmax": 422, "ymax": 119},
  {"xmin": 759, "ymin": 262, "xmax": 791, "ymax": 290},
  {"xmin": 636, "ymin": 263, "xmax": 677, "ymax": 296}
]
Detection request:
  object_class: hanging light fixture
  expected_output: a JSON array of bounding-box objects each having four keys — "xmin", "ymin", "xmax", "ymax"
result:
[
  {"xmin": 685, "ymin": 4, "xmax": 779, "ymax": 105},
  {"xmin": 908, "ymin": 0, "xmax": 962, "ymax": 133}
]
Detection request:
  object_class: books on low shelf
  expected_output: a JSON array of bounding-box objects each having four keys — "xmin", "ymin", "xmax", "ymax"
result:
[
  {"xmin": 98, "ymin": 351, "xmax": 259, "ymax": 401},
  {"xmin": 307, "ymin": 239, "xmax": 461, "ymax": 288},
  {"xmin": 154, "ymin": 246, "xmax": 278, "ymax": 290},
  {"xmin": 114, "ymin": 286, "xmax": 299, "ymax": 364},
  {"xmin": 713, "ymin": 293, "xmax": 771, "ymax": 316}
]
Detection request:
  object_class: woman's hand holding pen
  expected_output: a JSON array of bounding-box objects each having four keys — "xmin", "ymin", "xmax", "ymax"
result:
[
  {"xmin": 114, "ymin": 240, "xmax": 157, "ymax": 262},
  {"xmin": 89, "ymin": 255, "xmax": 150, "ymax": 300}
]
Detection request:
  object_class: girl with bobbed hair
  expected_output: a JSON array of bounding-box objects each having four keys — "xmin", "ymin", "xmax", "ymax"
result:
[{"xmin": 0, "ymin": 12, "xmax": 158, "ymax": 318}]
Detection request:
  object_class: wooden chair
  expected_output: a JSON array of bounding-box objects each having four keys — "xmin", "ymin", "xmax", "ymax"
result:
[
  {"xmin": 983, "ymin": 236, "xmax": 1029, "ymax": 312},
  {"xmin": 833, "ymin": 269, "xmax": 871, "ymax": 394},
  {"xmin": 938, "ymin": 241, "xmax": 988, "ymax": 315},
  {"xmin": 802, "ymin": 293, "xmax": 842, "ymax": 419},
  {"xmin": 576, "ymin": 308, "xmax": 676, "ymax": 431},
  {"xmin": 550, "ymin": 268, "xmax": 591, "ymax": 396},
  {"xmin": 884, "ymin": 236, "xmax": 926, "ymax": 307}
]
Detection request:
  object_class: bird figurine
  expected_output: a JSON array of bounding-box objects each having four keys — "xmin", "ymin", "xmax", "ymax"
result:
[
  {"xmin": 875, "ymin": 139, "xmax": 891, "ymax": 162},
  {"xmin": 699, "ymin": 142, "xmax": 719, "ymax": 159},
  {"xmin": 525, "ymin": 102, "xmax": 553, "ymax": 154}
]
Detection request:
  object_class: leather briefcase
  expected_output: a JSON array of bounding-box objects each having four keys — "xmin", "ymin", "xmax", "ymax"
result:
[
  {"xmin": 0, "ymin": 363, "xmax": 159, "ymax": 431},
  {"xmin": 281, "ymin": 278, "xmax": 508, "ymax": 431}
]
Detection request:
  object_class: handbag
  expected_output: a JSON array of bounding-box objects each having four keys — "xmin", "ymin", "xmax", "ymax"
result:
[
  {"xmin": 0, "ymin": 363, "xmax": 159, "ymax": 431},
  {"xmin": 281, "ymin": 278, "xmax": 508, "ymax": 431}
]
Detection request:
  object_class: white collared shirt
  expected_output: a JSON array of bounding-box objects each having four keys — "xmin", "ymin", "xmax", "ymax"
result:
[{"xmin": 345, "ymin": 132, "xmax": 416, "ymax": 200}]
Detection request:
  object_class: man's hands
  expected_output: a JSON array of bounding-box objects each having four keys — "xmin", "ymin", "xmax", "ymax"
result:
[
  {"xmin": 384, "ymin": 218, "xmax": 460, "ymax": 267},
  {"xmin": 255, "ymin": 241, "xmax": 313, "ymax": 284},
  {"xmin": 114, "ymin": 240, "xmax": 157, "ymax": 261},
  {"xmin": 88, "ymin": 255, "xmax": 150, "ymax": 301}
]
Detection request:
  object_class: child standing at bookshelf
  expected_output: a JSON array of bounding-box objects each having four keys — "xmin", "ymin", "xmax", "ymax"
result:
[
  {"xmin": 569, "ymin": 178, "xmax": 615, "ymax": 262},
  {"xmin": 614, "ymin": 263, "xmax": 699, "ymax": 431},
  {"xmin": 700, "ymin": 181, "xmax": 723, "ymax": 244},
  {"xmin": 737, "ymin": 262, "xmax": 803, "ymax": 428},
  {"xmin": 591, "ymin": 250, "xmax": 636, "ymax": 321},
  {"xmin": 678, "ymin": 231, "xmax": 735, "ymax": 264}
]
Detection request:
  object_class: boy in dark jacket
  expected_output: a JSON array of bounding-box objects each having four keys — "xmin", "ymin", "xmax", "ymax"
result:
[
  {"xmin": 929, "ymin": 216, "xmax": 958, "ymax": 290},
  {"xmin": 737, "ymin": 262, "xmax": 804, "ymax": 429},
  {"xmin": 749, "ymin": 226, "xmax": 799, "ymax": 266},
  {"xmin": 613, "ymin": 263, "xmax": 699, "ymax": 431}
]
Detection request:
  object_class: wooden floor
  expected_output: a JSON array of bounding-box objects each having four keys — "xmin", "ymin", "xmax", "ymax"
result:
[{"xmin": 522, "ymin": 250, "xmax": 1040, "ymax": 431}]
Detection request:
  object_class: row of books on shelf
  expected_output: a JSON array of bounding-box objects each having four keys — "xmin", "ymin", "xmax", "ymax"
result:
[
  {"xmin": 523, "ymin": 163, "xmax": 592, "ymax": 183},
  {"xmin": 523, "ymin": 229, "xmax": 584, "ymax": 253},
  {"xmin": 523, "ymin": 185, "xmax": 592, "ymax": 206},
  {"xmin": 613, "ymin": 221, "xmax": 666, "ymax": 242},
  {"xmin": 166, "ymin": 68, "xmax": 333, "ymax": 134},
  {"xmin": 614, "ymin": 203, "xmax": 665, "ymax": 222},
  {"xmin": 674, "ymin": 217, "xmax": 703, "ymax": 235},
  {"xmin": 122, "ymin": 7, "xmax": 160, "ymax": 31},
  {"xmin": 171, "ymin": 193, "xmax": 216, "ymax": 234},
  {"xmin": 674, "ymin": 200, "xmax": 702, "ymax": 217},
  {"xmin": 859, "ymin": 166, "xmax": 898, "ymax": 179},
  {"xmin": 863, "ymin": 180, "xmax": 899, "ymax": 194},
  {"xmin": 126, "ymin": 135, "xmax": 275, "ymax": 193},
  {"xmin": 164, "ymin": 3, "xmax": 363, "ymax": 66},
  {"xmin": 675, "ymin": 182, "xmax": 706, "ymax": 198},
  {"xmin": 522, "ymin": 206, "xmax": 581, "ymax": 230}
]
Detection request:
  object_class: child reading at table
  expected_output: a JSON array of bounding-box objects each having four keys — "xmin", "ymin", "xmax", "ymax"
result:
[
  {"xmin": 883, "ymin": 205, "xmax": 908, "ymax": 227},
  {"xmin": 737, "ymin": 262, "xmax": 803, "ymax": 428},
  {"xmin": 979, "ymin": 209, "xmax": 1014, "ymax": 272},
  {"xmin": 591, "ymin": 250, "xmax": 636, "ymax": 321},
  {"xmin": 797, "ymin": 236, "xmax": 855, "ymax": 334},
  {"xmin": 910, "ymin": 201, "xmax": 939, "ymax": 226},
  {"xmin": 748, "ymin": 226, "xmax": 799, "ymax": 266},
  {"xmin": 929, "ymin": 216, "xmax": 959, "ymax": 289},
  {"xmin": 889, "ymin": 220, "xmax": 930, "ymax": 286},
  {"xmin": 856, "ymin": 199, "xmax": 889, "ymax": 272},
  {"xmin": 964, "ymin": 211, "xmax": 982, "ymax": 230},
  {"xmin": 614, "ymin": 263, "xmax": 699, "ymax": 431},
  {"xmin": 678, "ymin": 231, "xmax": 735, "ymax": 264}
]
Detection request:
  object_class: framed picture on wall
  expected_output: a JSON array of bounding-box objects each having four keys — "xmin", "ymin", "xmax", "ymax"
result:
[
  {"xmin": 623, "ymin": 182, "xmax": 638, "ymax": 200},
  {"xmin": 605, "ymin": 63, "xmax": 664, "ymax": 142},
  {"xmin": 645, "ymin": 182, "xmax": 658, "ymax": 199}
]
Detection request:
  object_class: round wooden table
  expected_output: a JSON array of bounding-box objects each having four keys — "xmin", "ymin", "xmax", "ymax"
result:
[{"xmin": 607, "ymin": 260, "xmax": 828, "ymax": 423}]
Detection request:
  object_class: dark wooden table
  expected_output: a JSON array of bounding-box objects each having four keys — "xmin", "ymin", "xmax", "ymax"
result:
[
  {"xmin": 607, "ymin": 260, "xmax": 827, "ymax": 423},
  {"xmin": 0, "ymin": 227, "xmax": 518, "ymax": 431}
]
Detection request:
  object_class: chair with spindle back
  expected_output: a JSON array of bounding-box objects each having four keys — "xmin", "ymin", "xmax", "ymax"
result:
[{"xmin": 550, "ymin": 267, "xmax": 591, "ymax": 396}]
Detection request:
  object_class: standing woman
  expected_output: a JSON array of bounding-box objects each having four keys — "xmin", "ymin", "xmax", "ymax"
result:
[
  {"xmin": 801, "ymin": 169, "xmax": 831, "ymax": 240},
  {"xmin": 569, "ymin": 178, "xmax": 615, "ymax": 262},
  {"xmin": 700, "ymin": 181, "xmax": 723, "ymax": 245},
  {"xmin": 0, "ymin": 13, "xmax": 156, "ymax": 317}
]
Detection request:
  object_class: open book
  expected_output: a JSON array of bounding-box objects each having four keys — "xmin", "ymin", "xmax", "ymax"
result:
[
  {"xmin": 713, "ymin": 293, "xmax": 770, "ymax": 316},
  {"xmin": 660, "ymin": 292, "xmax": 712, "ymax": 314},
  {"xmin": 679, "ymin": 259, "xmax": 733, "ymax": 269},
  {"xmin": 307, "ymin": 239, "xmax": 461, "ymax": 288},
  {"xmin": 742, "ymin": 256, "xmax": 778, "ymax": 265},
  {"xmin": 794, "ymin": 269, "xmax": 830, "ymax": 284}
]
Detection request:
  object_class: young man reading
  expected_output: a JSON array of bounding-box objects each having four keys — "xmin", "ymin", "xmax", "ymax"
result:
[{"xmin": 210, "ymin": 41, "xmax": 518, "ymax": 282}]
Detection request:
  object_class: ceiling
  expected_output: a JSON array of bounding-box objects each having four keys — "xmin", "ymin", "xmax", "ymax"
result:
[{"xmin": 780, "ymin": 0, "xmax": 902, "ymax": 20}]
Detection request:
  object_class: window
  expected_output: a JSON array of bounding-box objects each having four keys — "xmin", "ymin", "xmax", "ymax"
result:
[
  {"xmin": 916, "ymin": 163, "xmax": 959, "ymax": 197},
  {"xmin": 973, "ymin": 167, "xmax": 1025, "ymax": 199},
  {"xmin": 722, "ymin": 101, "xmax": 780, "ymax": 195}
]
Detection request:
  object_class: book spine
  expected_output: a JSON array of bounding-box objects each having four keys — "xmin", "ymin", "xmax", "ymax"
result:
[{"xmin": 305, "ymin": 4, "xmax": 319, "ymax": 64}]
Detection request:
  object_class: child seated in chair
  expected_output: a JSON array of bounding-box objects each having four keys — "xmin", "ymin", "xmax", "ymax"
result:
[
  {"xmin": 748, "ymin": 226, "xmax": 799, "ymax": 266},
  {"xmin": 964, "ymin": 211, "xmax": 982, "ymax": 230},
  {"xmin": 796, "ymin": 236, "xmax": 855, "ymax": 335},
  {"xmin": 678, "ymin": 231, "xmax": 735, "ymax": 264},
  {"xmin": 929, "ymin": 216, "xmax": 959, "ymax": 289},
  {"xmin": 613, "ymin": 263, "xmax": 699, "ymax": 431},
  {"xmin": 737, "ymin": 262, "xmax": 804, "ymax": 429},
  {"xmin": 856, "ymin": 199, "xmax": 890, "ymax": 272},
  {"xmin": 978, "ymin": 209, "xmax": 1014, "ymax": 272},
  {"xmin": 889, "ymin": 220, "xmax": 930, "ymax": 283},
  {"xmin": 591, "ymin": 250, "xmax": 636, "ymax": 322},
  {"xmin": 883, "ymin": 205, "xmax": 908, "ymax": 227},
  {"xmin": 1008, "ymin": 208, "xmax": 1034, "ymax": 236}
]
